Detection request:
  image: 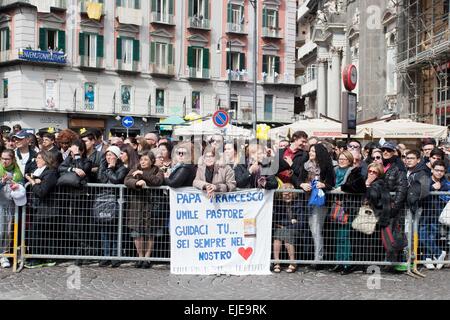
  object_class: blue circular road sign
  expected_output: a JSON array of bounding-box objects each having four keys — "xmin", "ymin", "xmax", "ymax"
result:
[
  {"xmin": 122, "ymin": 116, "xmax": 135, "ymax": 128},
  {"xmin": 213, "ymin": 110, "xmax": 230, "ymax": 128}
]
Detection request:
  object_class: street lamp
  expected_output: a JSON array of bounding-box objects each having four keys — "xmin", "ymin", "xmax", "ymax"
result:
[
  {"xmin": 217, "ymin": 37, "xmax": 232, "ymax": 115},
  {"xmin": 249, "ymin": 0, "xmax": 257, "ymax": 133}
]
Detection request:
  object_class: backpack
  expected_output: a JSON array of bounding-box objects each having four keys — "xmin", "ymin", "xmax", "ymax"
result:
[{"xmin": 380, "ymin": 220, "xmax": 408, "ymax": 254}]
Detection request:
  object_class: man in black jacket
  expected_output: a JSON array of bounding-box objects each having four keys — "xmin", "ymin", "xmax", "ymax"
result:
[
  {"xmin": 405, "ymin": 150, "xmax": 430, "ymax": 213},
  {"xmin": 277, "ymin": 130, "xmax": 309, "ymax": 188},
  {"xmin": 41, "ymin": 133, "xmax": 63, "ymax": 165}
]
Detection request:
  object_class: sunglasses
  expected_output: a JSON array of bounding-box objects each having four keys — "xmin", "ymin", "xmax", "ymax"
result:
[
  {"xmin": 347, "ymin": 145, "xmax": 360, "ymax": 150},
  {"xmin": 372, "ymin": 156, "xmax": 382, "ymax": 160},
  {"xmin": 368, "ymin": 169, "xmax": 378, "ymax": 175},
  {"xmin": 177, "ymin": 151, "xmax": 186, "ymax": 156},
  {"xmin": 381, "ymin": 148, "xmax": 394, "ymax": 152}
]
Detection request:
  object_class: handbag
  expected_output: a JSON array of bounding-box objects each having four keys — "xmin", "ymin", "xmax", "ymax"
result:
[
  {"xmin": 330, "ymin": 200, "xmax": 349, "ymax": 225},
  {"xmin": 352, "ymin": 205, "xmax": 378, "ymax": 235},
  {"xmin": 439, "ymin": 201, "xmax": 450, "ymax": 226},
  {"xmin": 381, "ymin": 219, "xmax": 408, "ymax": 254},
  {"xmin": 57, "ymin": 172, "xmax": 85, "ymax": 188},
  {"xmin": 308, "ymin": 181, "xmax": 325, "ymax": 207},
  {"xmin": 93, "ymin": 193, "xmax": 118, "ymax": 223}
]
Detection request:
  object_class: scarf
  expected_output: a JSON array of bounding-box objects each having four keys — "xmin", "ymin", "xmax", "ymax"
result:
[
  {"xmin": 335, "ymin": 167, "xmax": 350, "ymax": 188},
  {"xmin": 32, "ymin": 166, "xmax": 47, "ymax": 178},
  {"xmin": 304, "ymin": 160, "xmax": 321, "ymax": 181},
  {"xmin": 0, "ymin": 162, "xmax": 23, "ymax": 183}
]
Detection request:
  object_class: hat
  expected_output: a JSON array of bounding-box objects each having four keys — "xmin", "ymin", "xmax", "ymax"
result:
[
  {"xmin": 381, "ymin": 141, "xmax": 397, "ymax": 151},
  {"xmin": 10, "ymin": 184, "xmax": 27, "ymax": 207},
  {"xmin": 106, "ymin": 146, "xmax": 121, "ymax": 159},
  {"xmin": 13, "ymin": 130, "xmax": 29, "ymax": 139}
]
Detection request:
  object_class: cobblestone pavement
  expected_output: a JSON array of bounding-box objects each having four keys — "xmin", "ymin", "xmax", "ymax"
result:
[{"xmin": 1, "ymin": 262, "xmax": 450, "ymax": 300}]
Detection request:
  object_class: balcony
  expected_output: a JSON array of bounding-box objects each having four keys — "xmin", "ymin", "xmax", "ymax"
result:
[
  {"xmin": 152, "ymin": 105, "xmax": 168, "ymax": 116},
  {"xmin": 79, "ymin": 55, "xmax": 104, "ymax": 70},
  {"xmin": 297, "ymin": 41, "xmax": 317, "ymax": 60},
  {"xmin": 188, "ymin": 16, "xmax": 210, "ymax": 30},
  {"xmin": 187, "ymin": 67, "xmax": 210, "ymax": 80},
  {"xmin": 0, "ymin": 0, "xmax": 67, "ymax": 9},
  {"xmin": 149, "ymin": 63, "xmax": 175, "ymax": 77},
  {"xmin": 297, "ymin": 0, "xmax": 311, "ymax": 22},
  {"xmin": 226, "ymin": 23, "xmax": 246, "ymax": 34},
  {"xmin": 262, "ymin": 73, "xmax": 282, "ymax": 85},
  {"xmin": 82, "ymin": 101, "xmax": 95, "ymax": 112},
  {"xmin": 80, "ymin": 1, "xmax": 105, "ymax": 16},
  {"xmin": 117, "ymin": 59, "xmax": 139, "ymax": 73},
  {"xmin": 298, "ymin": 65, "xmax": 318, "ymax": 96},
  {"xmin": 262, "ymin": 27, "xmax": 283, "ymax": 39},
  {"xmin": 0, "ymin": 50, "xmax": 11, "ymax": 63},
  {"xmin": 116, "ymin": 7, "xmax": 142, "ymax": 26},
  {"xmin": 150, "ymin": 12, "xmax": 175, "ymax": 25},
  {"xmin": 228, "ymin": 70, "xmax": 248, "ymax": 82},
  {"xmin": 296, "ymin": 31, "xmax": 306, "ymax": 47}
]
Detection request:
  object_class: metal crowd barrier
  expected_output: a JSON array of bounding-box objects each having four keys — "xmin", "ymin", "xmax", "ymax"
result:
[
  {"xmin": 10, "ymin": 184, "xmax": 450, "ymax": 273},
  {"xmin": 0, "ymin": 203, "xmax": 19, "ymax": 272}
]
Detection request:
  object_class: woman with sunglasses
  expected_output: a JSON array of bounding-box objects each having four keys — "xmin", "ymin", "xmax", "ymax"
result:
[
  {"xmin": 164, "ymin": 143, "xmax": 197, "ymax": 188},
  {"xmin": 370, "ymin": 149, "xmax": 383, "ymax": 166}
]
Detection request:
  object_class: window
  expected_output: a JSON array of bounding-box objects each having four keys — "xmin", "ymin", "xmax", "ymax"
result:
[
  {"xmin": 0, "ymin": 28, "xmax": 10, "ymax": 52},
  {"xmin": 156, "ymin": 89, "xmax": 165, "ymax": 113},
  {"xmin": 117, "ymin": 37, "xmax": 140, "ymax": 69},
  {"xmin": 187, "ymin": 47, "xmax": 209, "ymax": 78},
  {"xmin": 155, "ymin": 43, "xmax": 167, "ymax": 68},
  {"xmin": 84, "ymin": 82, "xmax": 96, "ymax": 110},
  {"xmin": 1, "ymin": 79, "xmax": 7, "ymax": 99},
  {"xmin": 230, "ymin": 95, "xmax": 238, "ymax": 120},
  {"xmin": 192, "ymin": 0, "xmax": 204, "ymax": 18},
  {"xmin": 40, "ymin": 28, "xmax": 65, "ymax": 52},
  {"xmin": 123, "ymin": 39, "xmax": 133, "ymax": 65},
  {"xmin": 264, "ymin": 95, "xmax": 273, "ymax": 121},
  {"xmin": 192, "ymin": 91, "xmax": 201, "ymax": 113},
  {"xmin": 267, "ymin": 10, "xmax": 277, "ymax": 28},
  {"xmin": 227, "ymin": 52, "xmax": 246, "ymax": 80},
  {"xmin": 262, "ymin": 55, "xmax": 280, "ymax": 78},
  {"xmin": 120, "ymin": 0, "xmax": 139, "ymax": 9}
]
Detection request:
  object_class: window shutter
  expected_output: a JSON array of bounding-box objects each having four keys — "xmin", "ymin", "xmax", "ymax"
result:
[
  {"xmin": 97, "ymin": 35, "xmax": 104, "ymax": 58},
  {"xmin": 150, "ymin": 42, "xmax": 156, "ymax": 63},
  {"xmin": 187, "ymin": 46, "xmax": 194, "ymax": 67},
  {"xmin": 135, "ymin": 0, "xmax": 140, "ymax": 9},
  {"xmin": 151, "ymin": 0, "xmax": 157, "ymax": 12},
  {"xmin": 240, "ymin": 53, "xmax": 245, "ymax": 71},
  {"xmin": 133, "ymin": 39, "xmax": 140, "ymax": 61},
  {"xmin": 169, "ymin": 0, "xmax": 174, "ymax": 15},
  {"xmin": 227, "ymin": 3, "xmax": 232, "ymax": 23},
  {"xmin": 5, "ymin": 28, "xmax": 10, "ymax": 50},
  {"xmin": 116, "ymin": 37, "xmax": 122, "ymax": 60},
  {"xmin": 58, "ymin": 30, "xmax": 66, "ymax": 52},
  {"xmin": 204, "ymin": 0, "xmax": 209, "ymax": 19},
  {"xmin": 116, "ymin": 0, "xmax": 121, "ymax": 7},
  {"xmin": 188, "ymin": 0, "xmax": 193, "ymax": 16},
  {"xmin": 262, "ymin": 7, "xmax": 268, "ymax": 28},
  {"xmin": 275, "ymin": 56, "xmax": 280, "ymax": 74},
  {"xmin": 240, "ymin": 5, "xmax": 244, "ymax": 24},
  {"xmin": 168, "ymin": 43, "xmax": 173, "ymax": 65},
  {"xmin": 79, "ymin": 32, "xmax": 85, "ymax": 55},
  {"xmin": 39, "ymin": 28, "xmax": 46, "ymax": 50},
  {"xmin": 262, "ymin": 55, "xmax": 268, "ymax": 73},
  {"xmin": 203, "ymin": 48, "xmax": 209, "ymax": 69},
  {"xmin": 226, "ymin": 51, "xmax": 230, "ymax": 71},
  {"xmin": 275, "ymin": 11, "xmax": 279, "ymax": 29}
]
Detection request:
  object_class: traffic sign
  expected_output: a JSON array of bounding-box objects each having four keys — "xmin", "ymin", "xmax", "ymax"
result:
[
  {"xmin": 122, "ymin": 116, "xmax": 134, "ymax": 128},
  {"xmin": 213, "ymin": 110, "xmax": 230, "ymax": 128}
]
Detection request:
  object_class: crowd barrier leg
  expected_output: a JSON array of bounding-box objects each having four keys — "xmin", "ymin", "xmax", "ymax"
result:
[{"xmin": 408, "ymin": 209, "xmax": 426, "ymax": 278}]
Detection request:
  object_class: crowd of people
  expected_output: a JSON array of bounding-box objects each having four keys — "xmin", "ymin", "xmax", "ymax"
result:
[{"xmin": 0, "ymin": 124, "xmax": 449, "ymax": 275}]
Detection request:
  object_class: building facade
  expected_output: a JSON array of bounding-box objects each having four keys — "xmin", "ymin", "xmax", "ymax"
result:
[
  {"xmin": 295, "ymin": 0, "xmax": 401, "ymax": 122},
  {"xmin": 0, "ymin": 0, "xmax": 298, "ymax": 137}
]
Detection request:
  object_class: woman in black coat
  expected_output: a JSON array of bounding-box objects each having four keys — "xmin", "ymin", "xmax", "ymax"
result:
[
  {"xmin": 96, "ymin": 146, "xmax": 129, "ymax": 268},
  {"xmin": 24, "ymin": 150, "xmax": 59, "ymax": 268},
  {"xmin": 57, "ymin": 139, "xmax": 92, "ymax": 260},
  {"xmin": 164, "ymin": 143, "xmax": 197, "ymax": 188}
]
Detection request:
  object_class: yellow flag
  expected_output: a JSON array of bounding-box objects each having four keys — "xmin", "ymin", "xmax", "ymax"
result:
[
  {"xmin": 80, "ymin": 128, "xmax": 87, "ymax": 135},
  {"xmin": 256, "ymin": 124, "xmax": 270, "ymax": 141},
  {"xmin": 87, "ymin": 2, "xmax": 103, "ymax": 21}
]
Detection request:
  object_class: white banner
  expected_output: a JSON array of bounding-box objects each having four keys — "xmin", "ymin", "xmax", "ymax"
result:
[{"xmin": 170, "ymin": 188, "xmax": 274, "ymax": 275}]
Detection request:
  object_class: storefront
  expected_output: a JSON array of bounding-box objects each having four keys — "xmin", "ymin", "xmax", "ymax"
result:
[{"xmin": 2, "ymin": 111, "xmax": 68, "ymax": 134}]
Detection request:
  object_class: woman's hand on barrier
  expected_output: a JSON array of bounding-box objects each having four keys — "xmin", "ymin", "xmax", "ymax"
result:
[
  {"xmin": 136, "ymin": 180, "xmax": 147, "ymax": 188},
  {"xmin": 300, "ymin": 183, "xmax": 311, "ymax": 192},
  {"xmin": 132, "ymin": 170, "xmax": 143, "ymax": 177},
  {"xmin": 74, "ymin": 168, "xmax": 86, "ymax": 178},
  {"xmin": 433, "ymin": 181, "xmax": 442, "ymax": 190},
  {"xmin": 316, "ymin": 182, "xmax": 326, "ymax": 189}
]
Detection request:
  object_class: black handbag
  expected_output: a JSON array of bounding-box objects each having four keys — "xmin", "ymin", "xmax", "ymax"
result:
[
  {"xmin": 93, "ymin": 193, "xmax": 118, "ymax": 223},
  {"xmin": 57, "ymin": 172, "xmax": 86, "ymax": 188}
]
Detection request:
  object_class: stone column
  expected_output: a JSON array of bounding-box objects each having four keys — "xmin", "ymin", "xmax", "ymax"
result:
[
  {"xmin": 328, "ymin": 46, "xmax": 342, "ymax": 120},
  {"xmin": 317, "ymin": 58, "xmax": 327, "ymax": 118}
]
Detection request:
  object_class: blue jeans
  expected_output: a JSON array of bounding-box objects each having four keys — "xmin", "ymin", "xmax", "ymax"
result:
[
  {"xmin": 100, "ymin": 225, "xmax": 118, "ymax": 257},
  {"xmin": 419, "ymin": 215, "xmax": 442, "ymax": 259}
]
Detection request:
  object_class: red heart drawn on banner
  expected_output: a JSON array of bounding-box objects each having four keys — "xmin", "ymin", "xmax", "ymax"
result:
[{"xmin": 238, "ymin": 247, "xmax": 253, "ymax": 260}]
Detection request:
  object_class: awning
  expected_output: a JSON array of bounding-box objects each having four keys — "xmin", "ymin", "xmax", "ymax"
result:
[{"xmin": 159, "ymin": 115, "xmax": 186, "ymax": 131}]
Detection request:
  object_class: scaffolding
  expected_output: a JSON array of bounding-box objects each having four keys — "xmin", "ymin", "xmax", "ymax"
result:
[{"xmin": 396, "ymin": 0, "xmax": 450, "ymax": 126}]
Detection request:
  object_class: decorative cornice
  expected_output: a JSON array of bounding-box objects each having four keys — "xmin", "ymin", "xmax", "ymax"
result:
[
  {"xmin": 38, "ymin": 13, "xmax": 65, "ymax": 24},
  {"xmin": 80, "ymin": 19, "xmax": 103, "ymax": 29},
  {"xmin": 0, "ymin": 14, "xmax": 12, "ymax": 24},
  {"xmin": 187, "ymin": 34, "xmax": 209, "ymax": 44},
  {"xmin": 150, "ymin": 29, "xmax": 174, "ymax": 39},
  {"xmin": 116, "ymin": 24, "xmax": 140, "ymax": 34}
]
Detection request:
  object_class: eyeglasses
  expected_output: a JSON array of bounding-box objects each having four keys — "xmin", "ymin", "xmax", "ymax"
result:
[
  {"xmin": 368, "ymin": 169, "xmax": 378, "ymax": 175},
  {"xmin": 204, "ymin": 154, "xmax": 215, "ymax": 159},
  {"xmin": 371, "ymin": 156, "xmax": 382, "ymax": 160},
  {"xmin": 381, "ymin": 148, "xmax": 394, "ymax": 153},
  {"xmin": 347, "ymin": 145, "xmax": 360, "ymax": 150},
  {"xmin": 338, "ymin": 158, "xmax": 349, "ymax": 161}
]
